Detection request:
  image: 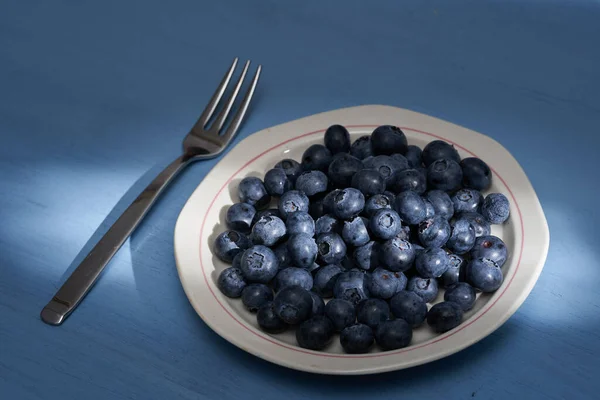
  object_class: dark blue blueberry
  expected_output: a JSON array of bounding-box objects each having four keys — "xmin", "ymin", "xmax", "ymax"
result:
[
  {"xmin": 363, "ymin": 194, "xmax": 393, "ymax": 218},
  {"xmin": 252, "ymin": 208, "xmax": 282, "ymax": 226},
  {"xmin": 310, "ymin": 291, "xmax": 325, "ymax": 316},
  {"xmin": 415, "ymin": 247, "xmax": 450, "ymax": 278},
  {"xmin": 444, "ymin": 282, "xmax": 476, "ymax": 311},
  {"xmin": 422, "ymin": 140, "xmax": 460, "ymax": 167},
  {"xmin": 456, "ymin": 211, "xmax": 491, "ymax": 237},
  {"xmin": 371, "ymin": 125, "xmax": 408, "ymax": 155},
  {"xmin": 380, "ymin": 237, "xmax": 416, "ymax": 272},
  {"xmin": 238, "ymin": 177, "xmax": 271, "ymax": 210},
  {"xmin": 466, "ymin": 258, "xmax": 503, "ymax": 292},
  {"xmin": 396, "ymin": 225, "xmax": 412, "ymax": 241},
  {"xmin": 393, "ymin": 191, "xmax": 427, "ymax": 225},
  {"xmin": 427, "ymin": 301, "xmax": 463, "ymax": 333},
  {"xmin": 461, "ymin": 157, "xmax": 492, "ymax": 191},
  {"xmin": 264, "ymin": 168, "xmax": 293, "ymax": 197},
  {"xmin": 332, "ymin": 188, "xmax": 365, "ymax": 220},
  {"xmin": 316, "ymin": 232, "xmax": 347, "ymax": 264},
  {"xmin": 439, "ymin": 254, "xmax": 466, "ymax": 288},
  {"xmin": 278, "ymin": 190, "xmax": 309, "ymax": 219},
  {"xmin": 369, "ymin": 209, "xmax": 402, "ymax": 240},
  {"xmin": 390, "ymin": 153, "xmax": 410, "ymax": 171},
  {"xmin": 342, "ymin": 216, "xmax": 370, "ymax": 247},
  {"xmin": 481, "ymin": 193, "xmax": 510, "ymax": 224},
  {"xmin": 351, "ymin": 169, "xmax": 386, "ymax": 197},
  {"xmin": 309, "ymin": 199, "xmax": 325, "ymax": 220},
  {"xmin": 302, "ymin": 144, "xmax": 332, "ymax": 172},
  {"xmin": 350, "ymin": 135, "xmax": 373, "ymax": 160},
  {"xmin": 425, "ymin": 190, "xmax": 455, "ymax": 220},
  {"xmin": 241, "ymin": 283, "xmax": 274, "ymax": 312},
  {"xmin": 287, "ymin": 233, "xmax": 318, "ymax": 269},
  {"xmin": 407, "ymin": 276, "xmax": 439, "ymax": 303},
  {"xmin": 389, "ymin": 168, "xmax": 427, "ymax": 194},
  {"xmin": 405, "ymin": 145, "xmax": 423, "ymax": 168},
  {"xmin": 251, "ymin": 215, "xmax": 286, "ymax": 246},
  {"xmin": 325, "ymin": 299, "xmax": 356, "ymax": 332},
  {"xmin": 340, "ymin": 324, "xmax": 374, "ymax": 354},
  {"xmin": 295, "ymin": 170, "xmax": 329, "ymax": 197},
  {"xmin": 273, "ymin": 286, "xmax": 314, "ymax": 325},
  {"xmin": 427, "ymin": 159, "xmax": 463, "ymax": 192},
  {"xmin": 471, "ymin": 235, "xmax": 508, "ymax": 267},
  {"xmin": 357, "ymin": 298, "xmax": 390, "ymax": 329},
  {"xmin": 296, "ymin": 315, "xmax": 334, "ymax": 350},
  {"xmin": 314, "ymin": 264, "xmax": 343, "ymax": 297},
  {"xmin": 275, "ymin": 267, "xmax": 313, "ymax": 291},
  {"xmin": 389, "ymin": 290, "xmax": 427, "ymax": 327},
  {"xmin": 367, "ymin": 268, "xmax": 403, "ymax": 299},
  {"xmin": 375, "ymin": 319, "xmax": 412, "ymax": 350},
  {"xmin": 257, "ymin": 302, "xmax": 288, "ymax": 333},
  {"xmin": 231, "ymin": 252, "xmax": 243, "ymax": 269},
  {"xmin": 239, "ymin": 245, "xmax": 279, "ymax": 283},
  {"xmin": 226, "ymin": 203, "xmax": 256, "ymax": 233},
  {"xmin": 452, "ymin": 189, "xmax": 483, "ymax": 214},
  {"xmin": 328, "ymin": 154, "xmax": 363, "ymax": 188},
  {"xmin": 324, "ymin": 124, "xmax": 351, "ymax": 154},
  {"xmin": 354, "ymin": 241, "xmax": 379, "ymax": 271},
  {"xmin": 363, "ymin": 155, "xmax": 406, "ymax": 184},
  {"xmin": 217, "ymin": 267, "xmax": 247, "ymax": 298},
  {"xmin": 274, "ymin": 242, "xmax": 291, "ymax": 269},
  {"xmin": 333, "ymin": 270, "xmax": 371, "ymax": 305},
  {"xmin": 275, "ymin": 159, "xmax": 302, "ymax": 184},
  {"xmin": 321, "ymin": 189, "xmax": 340, "ymax": 214},
  {"xmin": 383, "ymin": 191, "xmax": 396, "ymax": 202},
  {"xmin": 285, "ymin": 211, "xmax": 315, "ymax": 236},
  {"xmin": 447, "ymin": 218, "xmax": 476, "ymax": 255},
  {"xmin": 417, "ymin": 215, "xmax": 451, "ymax": 248},
  {"xmin": 214, "ymin": 230, "xmax": 251, "ymax": 263},
  {"xmin": 315, "ymin": 214, "xmax": 342, "ymax": 235},
  {"xmin": 423, "ymin": 198, "xmax": 436, "ymax": 218}
]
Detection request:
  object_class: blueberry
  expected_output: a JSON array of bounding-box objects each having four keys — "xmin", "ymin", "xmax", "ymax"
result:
[
  {"xmin": 357, "ymin": 298, "xmax": 390, "ymax": 329},
  {"xmin": 466, "ymin": 258, "xmax": 503, "ymax": 292},
  {"xmin": 241, "ymin": 283, "xmax": 274, "ymax": 312},
  {"xmin": 452, "ymin": 189, "xmax": 483, "ymax": 214},
  {"xmin": 296, "ymin": 315, "xmax": 335, "ymax": 350},
  {"xmin": 214, "ymin": 230, "xmax": 251, "ymax": 263},
  {"xmin": 417, "ymin": 215, "xmax": 451, "ymax": 248},
  {"xmin": 252, "ymin": 208, "xmax": 282, "ymax": 225},
  {"xmin": 375, "ymin": 319, "xmax": 412, "ymax": 350},
  {"xmin": 340, "ymin": 324, "xmax": 374, "ymax": 354},
  {"xmin": 315, "ymin": 214, "xmax": 342, "ymax": 235},
  {"xmin": 257, "ymin": 302, "xmax": 288, "ymax": 333},
  {"xmin": 278, "ymin": 190, "xmax": 309, "ymax": 219},
  {"xmin": 226, "ymin": 203, "xmax": 256, "ymax": 233},
  {"xmin": 273, "ymin": 286, "xmax": 314, "ymax": 325},
  {"xmin": 383, "ymin": 191, "xmax": 396, "ymax": 202},
  {"xmin": 481, "ymin": 193, "xmax": 510, "ymax": 224},
  {"xmin": 328, "ymin": 154, "xmax": 363, "ymax": 188},
  {"xmin": 439, "ymin": 254, "xmax": 467, "ymax": 288},
  {"xmin": 427, "ymin": 301, "xmax": 463, "ymax": 333},
  {"xmin": 314, "ymin": 264, "xmax": 343, "ymax": 297},
  {"xmin": 310, "ymin": 291, "xmax": 325, "ymax": 316},
  {"xmin": 425, "ymin": 190, "xmax": 455, "ymax": 220},
  {"xmin": 444, "ymin": 282, "xmax": 476, "ymax": 311},
  {"xmin": 325, "ymin": 299, "xmax": 356, "ymax": 331},
  {"xmin": 380, "ymin": 237, "xmax": 415, "ymax": 272},
  {"xmin": 367, "ymin": 268, "xmax": 404, "ymax": 299},
  {"xmin": 274, "ymin": 242, "xmax": 291, "ymax": 269},
  {"xmin": 322, "ymin": 189, "xmax": 340, "ymax": 214},
  {"xmin": 407, "ymin": 276, "xmax": 439, "ymax": 303},
  {"xmin": 423, "ymin": 198, "xmax": 436, "ymax": 218},
  {"xmin": 264, "ymin": 168, "xmax": 293, "ymax": 197},
  {"xmin": 231, "ymin": 252, "xmax": 243, "ymax": 269},
  {"xmin": 239, "ymin": 245, "xmax": 279, "ymax": 283},
  {"xmin": 455, "ymin": 211, "xmax": 491, "ymax": 237},
  {"xmin": 389, "ymin": 290, "xmax": 427, "ymax": 327},
  {"xmin": 275, "ymin": 159, "xmax": 303, "ymax": 184},
  {"xmin": 389, "ymin": 168, "xmax": 427, "ymax": 194},
  {"xmin": 342, "ymin": 216, "xmax": 370, "ymax": 247},
  {"xmin": 351, "ymin": 169, "xmax": 386, "ymax": 197},
  {"xmin": 447, "ymin": 218, "xmax": 476, "ymax": 254},
  {"xmin": 369, "ymin": 209, "xmax": 402, "ymax": 240},
  {"xmin": 405, "ymin": 145, "xmax": 423, "ymax": 168},
  {"xmin": 371, "ymin": 125, "xmax": 408, "ymax": 155},
  {"xmin": 251, "ymin": 215, "xmax": 286, "ymax": 246},
  {"xmin": 461, "ymin": 157, "xmax": 492, "ymax": 191},
  {"xmin": 422, "ymin": 140, "xmax": 460, "ymax": 167},
  {"xmin": 275, "ymin": 267, "xmax": 314, "ymax": 291},
  {"xmin": 363, "ymin": 194, "xmax": 393, "ymax": 218},
  {"xmin": 415, "ymin": 247, "xmax": 450, "ymax": 278},
  {"xmin": 354, "ymin": 241, "xmax": 379, "ymax": 271},
  {"xmin": 324, "ymin": 124, "xmax": 351, "ymax": 154},
  {"xmin": 302, "ymin": 144, "xmax": 332, "ymax": 172},
  {"xmin": 393, "ymin": 191, "xmax": 427, "ymax": 225},
  {"xmin": 285, "ymin": 211, "xmax": 315, "ymax": 236},
  {"xmin": 363, "ymin": 155, "xmax": 406, "ymax": 184},
  {"xmin": 470, "ymin": 235, "xmax": 508, "ymax": 267},
  {"xmin": 396, "ymin": 225, "xmax": 412, "ymax": 241},
  {"xmin": 295, "ymin": 170, "xmax": 329, "ymax": 197},
  {"xmin": 350, "ymin": 135, "xmax": 373, "ymax": 160},
  {"xmin": 427, "ymin": 159, "xmax": 463, "ymax": 192},
  {"xmin": 332, "ymin": 188, "xmax": 365, "ymax": 220},
  {"xmin": 238, "ymin": 177, "xmax": 271, "ymax": 209},
  {"xmin": 287, "ymin": 233, "xmax": 318, "ymax": 269},
  {"xmin": 316, "ymin": 232, "xmax": 347, "ymax": 264},
  {"xmin": 217, "ymin": 267, "xmax": 247, "ymax": 298},
  {"xmin": 390, "ymin": 153, "xmax": 410, "ymax": 172},
  {"xmin": 333, "ymin": 270, "xmax": 370, "ymax": 305}
]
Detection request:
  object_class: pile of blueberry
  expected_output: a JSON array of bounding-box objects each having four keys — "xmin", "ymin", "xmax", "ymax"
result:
[{"xmin": 214, "ymin": 125, "xmax": 510, "ymax": 353}]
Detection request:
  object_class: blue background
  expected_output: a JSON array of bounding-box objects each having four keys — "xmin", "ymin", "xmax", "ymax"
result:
[{"xmin": 1, "ymin": 0, "xmax": 599, "ymax": 399}]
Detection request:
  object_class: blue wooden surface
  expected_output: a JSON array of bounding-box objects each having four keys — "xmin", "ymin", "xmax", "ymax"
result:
[{"xmin": 1, "ymin": 0, "xmax": 599, "ymax": 399}]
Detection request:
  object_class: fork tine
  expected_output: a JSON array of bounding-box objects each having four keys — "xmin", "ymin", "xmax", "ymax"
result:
[
  {"xmin": 193, "ymin": 57, "xmax": 238, "ymax": 130},
  {"xmin": 210, "ymin": 60, "xmax": 250, "ymax": 133},
  {"xmin": 221, "ymin": 65, "xmax": 261, "ymax": 143}
]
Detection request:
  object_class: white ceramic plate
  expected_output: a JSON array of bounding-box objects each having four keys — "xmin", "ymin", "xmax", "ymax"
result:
[{"xmin": 174, "ymin": 105, "xmax": 549, "ymax": 375}]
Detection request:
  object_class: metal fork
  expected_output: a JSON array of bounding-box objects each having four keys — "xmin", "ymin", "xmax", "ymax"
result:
[{"xmin": 41, "ymin": 58, "xmax": 261, "ymax": 326}]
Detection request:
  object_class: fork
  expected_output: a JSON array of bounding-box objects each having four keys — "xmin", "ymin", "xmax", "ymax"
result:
[{"xmin": 41, "ymin": 58, "xmax": 261, "ymax": 326}]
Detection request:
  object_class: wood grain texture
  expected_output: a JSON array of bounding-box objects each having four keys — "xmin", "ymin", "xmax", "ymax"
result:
[{"xmin": 1, "ymin": 0, "xmax": 600, "ymax": 399}]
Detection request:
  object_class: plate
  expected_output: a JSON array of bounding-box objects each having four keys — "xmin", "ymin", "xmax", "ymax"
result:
[{"xmin": 173, "ymin": 105, "xmax": 549, "ymax": 375}]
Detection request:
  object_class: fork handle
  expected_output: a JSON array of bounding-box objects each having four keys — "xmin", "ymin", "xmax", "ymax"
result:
[{"xmin": 41, "ymin": 156, "xmax": 187, "ymax": 325}]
